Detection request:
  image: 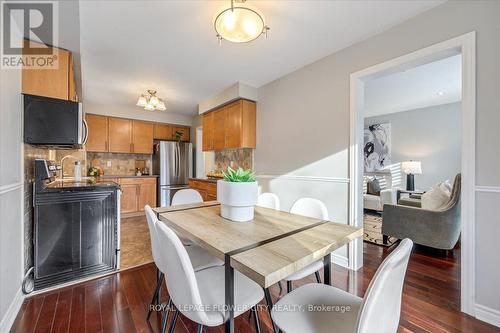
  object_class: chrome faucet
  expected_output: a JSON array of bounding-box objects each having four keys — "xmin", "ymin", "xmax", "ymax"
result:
[{"xmin": 60, "ymin": 155, "xmax": 79, "ymax": 179}]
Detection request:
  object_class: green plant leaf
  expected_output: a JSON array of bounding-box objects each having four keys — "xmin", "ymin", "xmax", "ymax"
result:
[{"xmin": 222, "ymin": 166, "xmax": 255, "ymax": 182}]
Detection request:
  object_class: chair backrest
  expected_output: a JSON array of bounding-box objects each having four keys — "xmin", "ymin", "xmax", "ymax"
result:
[
  {"xmin": 257, "ymin": 192, "xmax": 280, "ymax": 210},
  {"xmin": 144, "ymin": 205, "xmax": 162, "ymax": 267},
  {"xmin": 172, "ymin": 189, "xmax": 203, "ymax": 206},
  {"xmin": 154, "ymin": 220, "xmax": 210, "ymax": 325},
  {"xmin": 356, "ymin": 238, "xmax": 413, "ymax": 333},
  {"xmin": 440, "ymin": 173, "xmax": 461, "ymax": 211},
  {"xmin": 290, "ymin": 198, "xmax": 329, "ymax": 220}
]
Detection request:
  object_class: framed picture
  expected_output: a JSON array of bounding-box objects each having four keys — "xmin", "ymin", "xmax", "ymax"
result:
[{"xmin": 364, "ymin": 123, "xmax": 391, "ymax": 172}]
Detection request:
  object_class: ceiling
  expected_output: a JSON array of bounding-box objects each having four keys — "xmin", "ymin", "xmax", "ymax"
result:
[
  {"xmin": 364, "ymin": 54, "xmax": 461, "ymax": 117},
  {"xmin": 79, "ymin": 0, "xmax": 444, "ymax": 116}
]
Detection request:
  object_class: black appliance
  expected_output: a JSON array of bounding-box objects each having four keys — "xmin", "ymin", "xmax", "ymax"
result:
[
  {"xmin": 33, "ymin": 159, "xmax": 119, "ymax": 290},
  {"xmin": 24, "ymin": 94, "xmax": 88, "ymax": 148}
]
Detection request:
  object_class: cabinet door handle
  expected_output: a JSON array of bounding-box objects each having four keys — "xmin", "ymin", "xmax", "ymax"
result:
[
  {"xmin": 105, "ymin": 141, "xmax": 108, "ymax": 151},
  {"xmin": 130, "ymin": 143, "xmax": 134, "ymax": 152}
]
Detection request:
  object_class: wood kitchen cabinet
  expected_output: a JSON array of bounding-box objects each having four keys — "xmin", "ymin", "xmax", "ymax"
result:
[
  {"xmin": 202, "ymin": 99, "xmax": 256, "ymax": 151},
  {"xmin": 172, "ymin": 126, "xmax": 190, "ymax": 142},
  {"xmin": 85, "ymin": 114, "xmax": 190, "ymax": 153},
  {"xmin": 119, "ymin": 177, "xmax": 157, "ymax": 216},
  {"xmin": 108, "ymin": 118, "xmax": 132, "ymax": 153},
  {"xmin": 120, "ymin": 183, "xmax": 138, "ymax": 214},
  {"xmin": 154, "ymin": 123, "xmax": 173, "ymax": 140},
  {"xmin": 202, "ymin": 112, "xmax": 214, "ymax": 151},
  {"xmin": 85, "ymin": 114, "xmax": 108, "ymax": 152},
  {"xmin": 188, "ymin": 179, "xmax": 217, "ymax": 201},
  {"xmin": 213, "ymin": 108, "xmax": 226, "ymax": 150},
  {"xmin": 132, "ymin": 120, "xmax": 154, "ymax": 154},
  {"xmin": 22, "ymin": 40, "xmax": 77, "ymax": 101}
]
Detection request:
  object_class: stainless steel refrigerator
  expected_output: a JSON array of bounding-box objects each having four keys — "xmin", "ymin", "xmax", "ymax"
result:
[{"xmin": 153, "ymin": 140, "xmax": 193, "ymax": 207}]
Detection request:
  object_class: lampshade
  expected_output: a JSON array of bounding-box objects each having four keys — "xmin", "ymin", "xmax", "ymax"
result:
[
  {"xmin": 136, "ymin": 95, "xmax": 147, "ymax": 107},
  {"xmin": 144, "ymin": 103, "xmax": 155, "ymax": 111},
  {"xmin": 214, "ymin": 1, "xmax": 269, "ymax": 44},
  {"xmin": 149, "ymin": 95, "xmax": 160, "ymax": 107},
  {"xmin": 156, "ymin": 100, "xmax": 166, "ymax": 111},
  {"xmin": 401, "ymin": 161, "xmax": 422, "ymax": 175}
]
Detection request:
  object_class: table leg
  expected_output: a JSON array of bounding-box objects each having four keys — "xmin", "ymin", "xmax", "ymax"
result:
[
  {"xmin": 323, "ymin": 253, "xmax": 331, "ymax": 285},
  {"xmin": 225, "ymin": 255, "xmax": 234, "ymax": 333}
]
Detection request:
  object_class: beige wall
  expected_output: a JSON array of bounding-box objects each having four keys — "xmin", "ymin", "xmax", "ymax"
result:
[{"xmin": 255, "ymin": 0, "xmax": 500, "ymax": 319}]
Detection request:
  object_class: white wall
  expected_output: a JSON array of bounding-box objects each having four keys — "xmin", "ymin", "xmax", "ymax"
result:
[
  {"xmin": 0, "ymin": 68, "xmax": 24, "ymax": 331},
  {"xmin": 255, "ymin": 0, "xmax": 500, "ymax": 325},
  {"xmin": 364, "ymin": 102, "xmax": 461, "ymax": 191}
]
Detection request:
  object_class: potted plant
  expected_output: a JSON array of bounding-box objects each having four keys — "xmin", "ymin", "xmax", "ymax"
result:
[{"xmin": 217, "ymin": 167, "xmax": 258, "ymax": 222}]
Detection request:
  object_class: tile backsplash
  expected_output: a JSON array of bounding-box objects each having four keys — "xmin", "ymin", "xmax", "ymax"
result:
[
  {"xmin": 212, "ymin": 148, "xmax": 253, "ymax": 172},
  {"xmin": 87, "ymin": 152, "xmax": 152, "ymax": 176}
]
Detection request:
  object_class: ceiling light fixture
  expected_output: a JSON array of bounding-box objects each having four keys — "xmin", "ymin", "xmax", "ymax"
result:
[
  {"xmin": 136, "ymin": 90, "xmax": 166, "ymax": 111},
  {"xmin": 214, "ymin": 0, "xmax": 270, "ymax": 44}
]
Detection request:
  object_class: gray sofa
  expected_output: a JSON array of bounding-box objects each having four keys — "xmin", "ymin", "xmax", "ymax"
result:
[{"xmin": 382, "ymin": 174, "xmax": 461, "ymax": 250}]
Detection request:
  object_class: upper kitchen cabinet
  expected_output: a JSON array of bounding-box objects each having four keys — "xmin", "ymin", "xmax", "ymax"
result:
[
  {"xmin": 85, "ymin": 114, "xmax": 108, "ymax": 152},
  {"xmin": 22, "ymin": 40, "xmax": 78, "ymax": 101},
  {"xmin": 154, "ymin": 123, "xmax": 173, "ymax": 140},
  {"xmin": 202, "ymin": 99, "xmax": 256, "ymax": 151},
  {"xmin": 202, "ymin": 112, "xmax": 214, "ymax": 151},
  {"xmin": 172, "ymin": 126, "xmax": 190, "ymax": 142},
  {"xmin": 132, "ymin": 120, "xmax": 154, "ymax": 154},
  {"xmin": 108, "ymin": 117, "xmax": 132, "ymax": 153}
]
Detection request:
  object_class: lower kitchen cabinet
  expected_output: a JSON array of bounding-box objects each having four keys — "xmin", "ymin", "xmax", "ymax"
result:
[
  {"xmin": 119, "ymin": 177, "xmax": 157, "ymax": 215},
  {"xmin": 188, "ymin": 179, "xmax": 217, "ymax": 201}
]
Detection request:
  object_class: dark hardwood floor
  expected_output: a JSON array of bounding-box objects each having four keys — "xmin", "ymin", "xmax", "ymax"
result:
[{"xmin": 10, "ymin": 241, "xmax": 500, "ymax": 332}]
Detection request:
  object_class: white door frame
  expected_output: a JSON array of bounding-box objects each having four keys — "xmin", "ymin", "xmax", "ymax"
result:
[{"xmin": 349, "ymin": 32, "xmax": 476, "ymax": 315}]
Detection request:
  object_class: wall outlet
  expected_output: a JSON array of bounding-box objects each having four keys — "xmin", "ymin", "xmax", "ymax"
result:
[{"xmin": 106, "ymin": 160, "xmax": 112, "ymax": 167}]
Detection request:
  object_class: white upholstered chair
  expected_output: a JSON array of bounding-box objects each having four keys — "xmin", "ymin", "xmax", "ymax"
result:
[
  {"xmin": 171, "ymin": 189, "xmax": 204, "ymax": 245},
  {"xmin": 284, "ymin": 198, "xmax": 329, "ymax": 291},
  {"xmin": 155, "ymin": 221, "xmax": 264, "ymax": 333},
  {"xmin": 271, "ymin": 238, "xmax": 413, "ymax": 333},
  {"xmin": 257, "ymin": 192, "xmax": 281, "ymax": 210},
  {"xmin": 171, "ymin": 188, "xmax": 203, "ymax": 206},
  {"xmin": 144, "ymin": 205, "xmax": 222, "ymax": 323}
]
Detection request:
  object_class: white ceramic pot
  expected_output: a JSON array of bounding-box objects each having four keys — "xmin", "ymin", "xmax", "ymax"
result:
[{"xmin": 217, "ymin": 180, "xmax": 258, "ymax": 222}]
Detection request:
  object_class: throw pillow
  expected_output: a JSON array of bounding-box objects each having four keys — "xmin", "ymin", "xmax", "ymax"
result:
[
  {"xmin": 367, "ymin": 178, "xmax": 381, "ymax": 196},
  {"xmin": 421, "ymin": 182, "xmax": 451, "ymax": 210}
]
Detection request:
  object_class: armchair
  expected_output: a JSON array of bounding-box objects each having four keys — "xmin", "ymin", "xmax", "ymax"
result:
[
  {"xmin": 363, "ymin": 173, "xmax": 398, "ymax": 212},
  {"xmin": 382, "ymin": 174, "xmax": 461, "ymax": 250}
]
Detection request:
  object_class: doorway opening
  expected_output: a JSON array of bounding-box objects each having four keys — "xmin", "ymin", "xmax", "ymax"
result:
[{"xmin": 349, "ymin": 32, "xmax": 476, "ymax": 315}]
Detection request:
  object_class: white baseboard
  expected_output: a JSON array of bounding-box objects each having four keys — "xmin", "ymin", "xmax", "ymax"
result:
[
  {"xmin": 0, "ymin": 288, "xmax": 24, "ymax": 333},
  {"xmin": 331, "ymin": 253, "xmax": 349, "ymax": 268},
  {"xmin": 475, "ymin": 303, "xmax": 500, "ymax": 328}
]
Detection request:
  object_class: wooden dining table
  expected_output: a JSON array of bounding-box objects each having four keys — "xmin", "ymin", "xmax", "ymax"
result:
[{"xmin": 153, "ymin": 201, "xmax": 362, "ymax": 333}]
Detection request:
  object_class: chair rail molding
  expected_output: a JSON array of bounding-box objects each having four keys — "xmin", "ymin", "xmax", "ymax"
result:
[
  {"xmin": 256, "ymin": 175, "xmax": 350, "ymax": 184},
  {"xmin": 350, "ymin": 32, "xmax": 476, "ymax": 315},
  {"xmin": 0, "ymin": 182, "xmax": 23, "ymax": 195},
  {"xmin": 475, "ymin": 186, "xmax": 500, "ymax": 193}
]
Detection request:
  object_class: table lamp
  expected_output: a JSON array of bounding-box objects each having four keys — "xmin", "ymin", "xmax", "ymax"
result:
[{"xmin": 402, "ymin": 161, "xmax": 422, "ymax": 191}]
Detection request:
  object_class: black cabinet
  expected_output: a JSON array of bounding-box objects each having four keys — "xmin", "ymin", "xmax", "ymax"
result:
[{"xmin": 34, "ymin": 188, "xmax": 118, "ymax": 290}]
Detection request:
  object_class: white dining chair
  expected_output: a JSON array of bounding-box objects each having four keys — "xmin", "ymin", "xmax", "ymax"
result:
[
  {"xmin": 144, "ymin": 205, "xmax": 223, "ymax": 323},
  {"xmin": 154, "ymin": 220, "xmax": 265, "ymax": 333},
  {"xmin": 171, "ymin": 189, "xmax": 203, "ymax": 246},
  {"xmin": 284, "ymin": 198, "xmax": 329, "ymax": 292},
  {"xmin": 257, "ymin": 192, "xmax": 281, "ymax": 210},
  {"xmin": 171, "ymin": 188, "xmax": 203, "ymax": 206},
  {"xmin": 271, "ymin": 238, "xmax": 413, "ymax": 333}
]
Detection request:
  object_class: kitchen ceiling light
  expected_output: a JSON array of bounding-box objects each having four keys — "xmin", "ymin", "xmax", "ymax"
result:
[
  {"xmin": 214, "ymin": 0, "xmax": 269, "ymax": 44},
  {"xmin": 136, "ymin": 90, "xmax": 167, "ymax": 111}
]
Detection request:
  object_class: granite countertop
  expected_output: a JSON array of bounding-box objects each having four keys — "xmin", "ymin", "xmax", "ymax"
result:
[
  {"xmin": 99, "ymin": 175, "xmax": 158, "ymax": 179},
  {"xmin": 44, "ymin": 179, "xmax": 120, "ymax": 191},
  {"xmin": 189, "ymin": 177, "xmax": 220, "ymax": 183}
]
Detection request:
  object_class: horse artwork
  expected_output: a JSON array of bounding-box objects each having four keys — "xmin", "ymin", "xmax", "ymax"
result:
[{"xmin": 364, "ymin": 123, "xmax": 391, "ymax": 172}]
